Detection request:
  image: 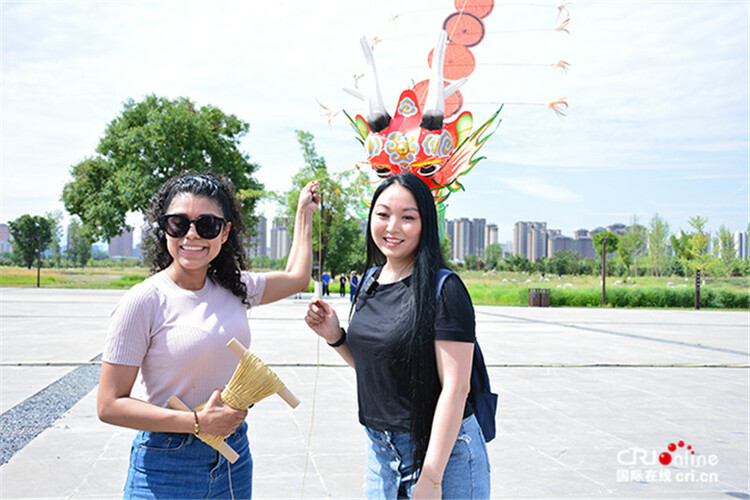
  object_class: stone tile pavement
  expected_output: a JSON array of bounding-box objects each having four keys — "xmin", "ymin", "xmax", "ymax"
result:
[{"xmin": 1, "ymin": 287, "xmax": 748, "ymax": 499}]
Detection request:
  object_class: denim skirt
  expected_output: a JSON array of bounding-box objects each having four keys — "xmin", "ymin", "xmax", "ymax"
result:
[
  {"xmin": 364, "ymin": 414, "xmax": 490, "ymax": 499},
  {"xmin": 124, "ymin": 422, "xmax": 252, "ymax": 499}
]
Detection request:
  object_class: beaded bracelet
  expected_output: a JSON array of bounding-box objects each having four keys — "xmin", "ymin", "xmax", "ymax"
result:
[{"xmin": 192, "ymin": 411, "xmax": 200, "ymax": 435}]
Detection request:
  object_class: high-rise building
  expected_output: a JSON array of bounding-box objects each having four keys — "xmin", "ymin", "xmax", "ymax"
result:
[
  {"xmin": 270, "ymin": 218, "xmax": 291, "ymax": 260},
  {"xmin": 453, "ymin": 218, "xmax": 471, "ymax": 260},
  {"xmin": 0, "ymin": 223, "xmax": 10, "ymax": 253},
  {"xmin": 471, "ymin": 218, "xmax": 486, "ymax": 258},
  {"xmin": 527, "ymin": 222, "xmax": 548, "ymax": 261},
  {"xmin": 734, "ymin": 231, "xmax": 747, "ymax": 259},
  {"xmin": 249, "ymin": 215, "xmax": 267, "ymax": 258},
  {"xmin": 109, "ymin": 228, "xmax": 134, "ymax": 258},
  {"xmin": 485, "ymin": 224, "xmax": 498, "ymax": 248},
  {"xmin": 513, "ymin": 221, "xmax": 529, "ymax": 258},
  {"xmin": 443, "ymin": 218, "xmax": 489, "ymax": 261}
]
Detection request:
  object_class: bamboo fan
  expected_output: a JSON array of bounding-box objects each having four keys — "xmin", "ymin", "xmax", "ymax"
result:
[{"xmin": 167, "ymin": 338, "xmax": 300, "ymax": 463}]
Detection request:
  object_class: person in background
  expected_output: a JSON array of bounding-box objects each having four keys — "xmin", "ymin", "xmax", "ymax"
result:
[
  {"xmin": 349, "ymin": 270, "xmax": 359, "ymax": 302},
  {"xmin": 305, "ymin": 173, "xmax": 490, "ymax": 498},
  {"xmin": 339, "ymin": 273, "xmax": 348, "ymax": 297},
  {"xmin": 321, "ymin": 270, "xmax": 331, "ymax": 296},
  {"xmin": 97, "ymin": 173, "xmax": 319, "ymax": 499}
]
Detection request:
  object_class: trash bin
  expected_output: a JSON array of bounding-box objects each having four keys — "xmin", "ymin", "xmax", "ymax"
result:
[{"xmin": 528, "ymin": 287, "xmax": 550, "ymax": 307}]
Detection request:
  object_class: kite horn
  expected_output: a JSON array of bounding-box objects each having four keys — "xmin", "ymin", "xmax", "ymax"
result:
[
  {"xmin": 421, "ymin": 30, "xmax": 448, "ymax": 131},
  {"xmin": 360, "ymin": 36, "xmax": 391, "ymax": 133}
]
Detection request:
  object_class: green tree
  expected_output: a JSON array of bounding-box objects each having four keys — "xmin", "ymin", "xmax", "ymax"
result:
[
  {"xmin": 717, "ymin": 225, "xmax": 736, "ymax": 277},
  {"xmin": 592, "ymin": 231, "xmax": 620, "ymax": 258},
  {"xmin": 506, "ymin": 254, "xmax": 531, "ymax": 273},
  {"xmin": 62, "ymin": 94, "xmax": 263, "ymax": 242},
  {"xmin": 280, "ymin": 130, "xmax": 365, "ymax": 280},
  {"xmin": 686, "ymin": 216, "xmax": 716, "ymax": 276},
  {"xmin": 440, "ymin": 235, "xmax": 453, "ymax": 267},
  {"xmin": 547, "ymin": 249, "xmax": 579, "ymax": 277},
  {"xmin": 669, "ymin": 231, "xmax": 691, "ymax": 277},
  {"xmin": 618, "ymin": 218, "xmax": 647, "ymax": 281},
  {"xmin": 67, "ymin": 217, "xmax": 93, "ymax": 267},
  {"xmin": 646, "ymin": 213, "xmax": 670, "ymax": 277},
  {"xmin": 46, "ymin": 210, "xmax": 64, "ymax": 268},
  {"xmin": 464, "ymin": 254, "xmax": 480, "ymax": 271},
  {"xmin": 8, "ymin": 215, "xmax": 54, "ymax": 269},
  {"xmin": 483, "ymin": 243, "xmax": 503, "ymax": 270}
]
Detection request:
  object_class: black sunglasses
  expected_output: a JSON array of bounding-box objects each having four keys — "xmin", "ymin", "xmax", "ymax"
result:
[{"xmin": 161, "ymin": 214, "xmax": 227, "ymax": 239}]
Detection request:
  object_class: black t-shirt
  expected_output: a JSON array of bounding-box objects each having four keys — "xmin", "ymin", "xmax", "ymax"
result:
[{"xmin": 347, "ymin": 271, "xmax": 475, "ymax": 432}]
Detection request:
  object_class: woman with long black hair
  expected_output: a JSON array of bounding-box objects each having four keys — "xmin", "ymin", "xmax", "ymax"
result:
[
  {"xmin": 97, "ymin": 173, "xmax": 319, "ymax": 499},
  {"xmin": 305, "ymin": 173, "xmax": 490, "ymax": 499}
]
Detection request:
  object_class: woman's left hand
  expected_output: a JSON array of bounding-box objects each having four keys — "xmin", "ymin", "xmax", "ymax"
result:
[
  {"xmin": 298, "ymin": 181, "xmax": 321, "ymax": 215},
  {"xmin": 412, "ymin": 476, "xmax": 441, "ymax": 499}
]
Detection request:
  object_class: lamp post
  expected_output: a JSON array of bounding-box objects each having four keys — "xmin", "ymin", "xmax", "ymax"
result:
[{"xmin": 601, "ymin": 238, "xmax": 607, "ymax": 307}]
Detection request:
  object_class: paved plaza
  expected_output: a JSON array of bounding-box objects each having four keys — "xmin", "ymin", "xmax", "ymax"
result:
[{"xmin": 0, "ymin": 287, "xmax": 748, "ymax": 499}]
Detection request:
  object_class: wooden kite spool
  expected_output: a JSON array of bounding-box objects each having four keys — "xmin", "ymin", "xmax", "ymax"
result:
[{"xmin": 167, "ymin": 338, "xmax": 299, "ymax": 463}]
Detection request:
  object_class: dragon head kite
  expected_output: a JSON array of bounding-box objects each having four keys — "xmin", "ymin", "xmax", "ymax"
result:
[{"xmin": 347, "ymin": 30, "xmax": 502, "ymax": 211}]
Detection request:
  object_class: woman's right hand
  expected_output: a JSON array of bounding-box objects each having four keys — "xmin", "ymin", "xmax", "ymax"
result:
[
  {"xmin": 305, "ymin": 297, "xmax": 341, "ymax": 344},
  {"xmin": 197, "ymin": 390, "xmax": 248, "ymax": 437}
]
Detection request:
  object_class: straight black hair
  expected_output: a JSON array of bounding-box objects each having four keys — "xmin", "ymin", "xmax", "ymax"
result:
[{"xmin": 355, "ymin": 173, "xmax": 449, "ymax": 472}]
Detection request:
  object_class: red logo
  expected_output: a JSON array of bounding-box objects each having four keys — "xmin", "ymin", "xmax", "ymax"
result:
[{"xmin": 659, "ymin": 440, "xmax": 695, "ymax": 465}]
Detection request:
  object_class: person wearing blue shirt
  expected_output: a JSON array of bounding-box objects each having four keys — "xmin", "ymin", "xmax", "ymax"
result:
[
  {"xmin": 321, "ymin": 270, "xmax": 331, "ymax": 296},
  {"xmin": 349, "ymin": 271, "xmax": 359, "ymax": 302}
]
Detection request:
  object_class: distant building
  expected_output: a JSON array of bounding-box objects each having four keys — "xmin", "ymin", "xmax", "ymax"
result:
[
  {"xmin": 109, "ymin": 229, "xmax": 134, "ymax": 258},
  {"xmin": 471, "ymin": 218, "xmax": 486, "ymax": 258},
  {"xmin": 249, "ymin": 215, "xmax": 267, "ymax": 258},
  {"xmin": 443, "ymin": 218, "xmax": 488, "ymax": 260},
  {"xmin": 0, "ymin": 223, "xmax": 10, "ymax": 253},
  {"xmin": 485, "ymin": 224, "xmax": 498, "ymax": 248},
  {"xmin": 515, "ymin": 222, "xmax": 599, "ymax": 260},
  {"xmin": 452, "ymin": 218, "xmax": 471, "ymax": 260},
  {"xmin": 734, "ymin": 231, "xmax": 747, "ymax": 259},
  {"xmin": 527, "ymin": 222, "xmax": 548, "ymax": 261},
  {"xmin": 269, "ymin": 218, "xmax": 291, "ymax": 260}
]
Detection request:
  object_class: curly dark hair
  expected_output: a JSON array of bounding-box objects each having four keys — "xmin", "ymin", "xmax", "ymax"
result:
[{"xmin": 144, "ymin": 173, "xmax": 249, "ymax": 305}]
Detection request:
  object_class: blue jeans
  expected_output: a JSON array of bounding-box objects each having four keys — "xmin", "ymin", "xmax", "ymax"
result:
[
  {"xmin": 124, "ymin": 422, "xmax": 252, "ymax": 499},
  {"xmin": 364, "ymin": 414, "xmax": 490, "ymax": 499}
]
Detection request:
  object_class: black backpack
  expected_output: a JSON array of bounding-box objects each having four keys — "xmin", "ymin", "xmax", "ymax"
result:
[
  {"xmin": 360, "ymin": 267, "xmax": 498, "ymax": 442},
  {"xmin": 436, "ymin": 268, "xmax": 498, "ymax": 442}
]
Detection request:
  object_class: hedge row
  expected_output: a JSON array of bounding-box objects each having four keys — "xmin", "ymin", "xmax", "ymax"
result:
[{"xmin": 548, "ymin": 286, "xmax": 748, "ymax": 309}]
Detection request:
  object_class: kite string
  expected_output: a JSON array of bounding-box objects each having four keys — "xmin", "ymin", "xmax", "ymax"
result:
[{"xmin": 300, "ymin": 191, "xmax": 324, "ymax": 498}]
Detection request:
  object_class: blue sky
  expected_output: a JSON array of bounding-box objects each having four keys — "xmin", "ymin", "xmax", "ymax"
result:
[{"xmin": 2, "ymin": 0, "xmax": 748, "ymax": 243}]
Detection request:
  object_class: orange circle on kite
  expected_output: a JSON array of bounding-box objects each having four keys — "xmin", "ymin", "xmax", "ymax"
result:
[
  {"xmin": 443, "ymin": 12, "xmax": 485, "ymax": 47},
  {"xmin": 412, "ymin": 80, "xmax": 464, "ymax": 119},
  {"xmin": 454, "ymin": 0, "xmax": 494, "ymax": 19},
  {"xmin": 428, "ymin": 43, "xmax": 476, "ymax": 80}
]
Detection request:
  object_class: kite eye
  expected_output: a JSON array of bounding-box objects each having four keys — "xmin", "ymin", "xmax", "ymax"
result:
[
  {"xmin": 416, "ymin": 164, "xmax": 439, "ymax": 177},
  {"xmin": 374, "ymin": 166, "xmax": 391, "ymax": 178}
]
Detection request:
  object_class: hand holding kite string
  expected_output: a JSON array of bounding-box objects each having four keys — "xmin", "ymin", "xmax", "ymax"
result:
[{"xmin": 168, "ymin": 338, "xmax": 300, "ymax": 463}]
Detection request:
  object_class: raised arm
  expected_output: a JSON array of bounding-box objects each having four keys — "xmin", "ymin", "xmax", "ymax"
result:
[{"xmin": 261, "ymin": 181, "xmax": 320, "ymax": 304}]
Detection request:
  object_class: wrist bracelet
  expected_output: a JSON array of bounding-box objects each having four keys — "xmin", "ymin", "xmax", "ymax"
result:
[
  {"xmin": 423, "ymin": 473, "xmax": 441, "ymax": 489},
  {"xmin": 193, "ymin": 411, "xmax": 200, "ymax": 435},
  {"xmin": 327, "ymin": 328, "xmax": 346, "ymax": 347}
]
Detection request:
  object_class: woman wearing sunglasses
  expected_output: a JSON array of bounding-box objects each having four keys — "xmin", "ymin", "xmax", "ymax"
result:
[{"xmin": 97, "ymin": 173, "xmax": 319, "ymax": 499}]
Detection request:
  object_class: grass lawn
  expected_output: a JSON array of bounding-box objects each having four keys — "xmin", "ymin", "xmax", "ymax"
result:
[
  {"xmin": 0, "ymin": 266, "xmax": 150, "ymax": 288},
  {"xmin": 2, "ymin": 266, "xmax": 747, "ymax": 309}
]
